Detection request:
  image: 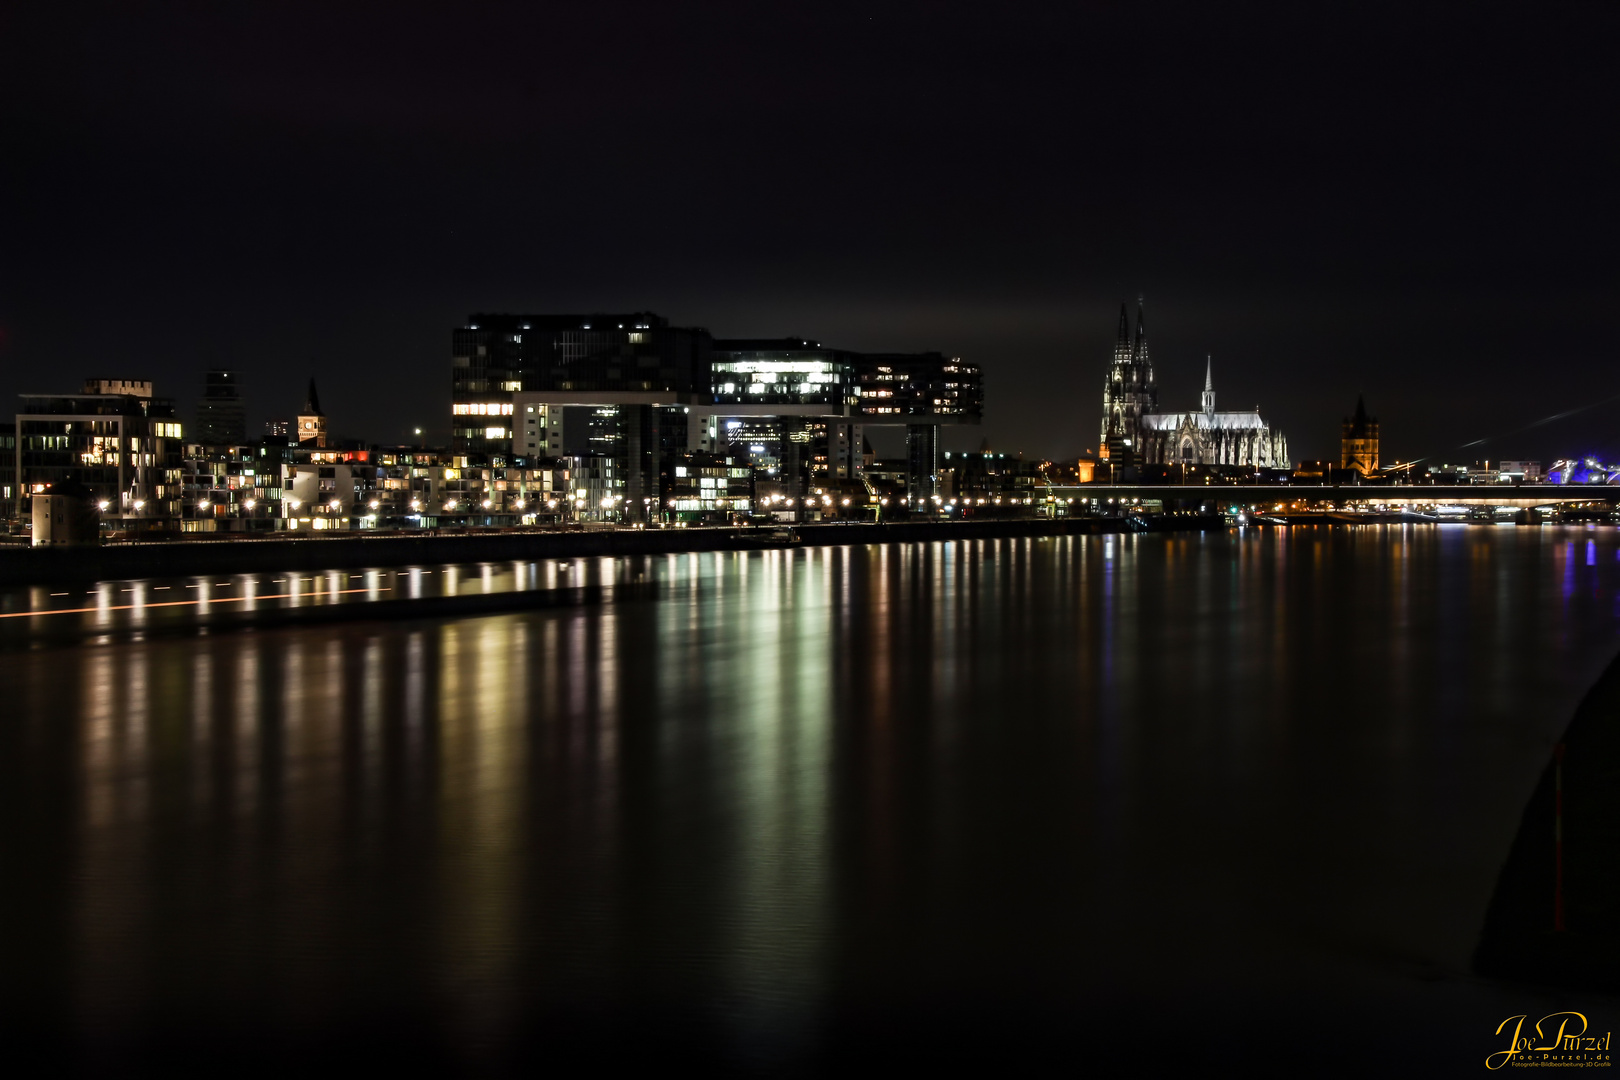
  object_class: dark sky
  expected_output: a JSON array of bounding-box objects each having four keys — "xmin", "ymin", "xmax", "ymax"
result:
[{"xmin": 2, "ymin": 2, "xmax": 1615, "ymax": 463}]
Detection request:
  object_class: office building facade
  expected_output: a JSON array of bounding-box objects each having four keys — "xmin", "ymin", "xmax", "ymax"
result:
[{"xmin": 13, "ymin": 378, "xmax": 184, "ymax": 529}]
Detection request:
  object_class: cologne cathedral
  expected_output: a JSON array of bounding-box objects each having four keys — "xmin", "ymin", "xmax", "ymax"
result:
[{"xmin": 1098, "ymin": 302, "xmax": 1288, "ymax": 468}]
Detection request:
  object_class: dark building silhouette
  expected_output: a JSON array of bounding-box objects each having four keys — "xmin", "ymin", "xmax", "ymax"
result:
[
  {"xmin": 196, "ymin": 369, "xmax": 247, "ymax": 446},
  {"xmin": 1341, "ymin": 396, "xmax": 1379, "ymax": 475}
]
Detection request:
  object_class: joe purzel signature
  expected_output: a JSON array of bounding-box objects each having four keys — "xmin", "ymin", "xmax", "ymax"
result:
[{"xmin": 1488, "ymin": 1012, "xmax": 1612, "ymax": 1069}]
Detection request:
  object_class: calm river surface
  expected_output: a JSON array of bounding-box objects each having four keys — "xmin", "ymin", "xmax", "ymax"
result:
[{"xmin": 4, "ymin": 525, "xmax": 1620, "ymax": 1073}]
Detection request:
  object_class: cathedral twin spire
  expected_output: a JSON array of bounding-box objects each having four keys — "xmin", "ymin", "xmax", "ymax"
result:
[
  {"xmin": 1113, "ymin": 299, "xmax": 1152, "ymax": 374},
  {"xmin": 1113, "ymin": 297, "xmax": 1218, "ymax": 412}
]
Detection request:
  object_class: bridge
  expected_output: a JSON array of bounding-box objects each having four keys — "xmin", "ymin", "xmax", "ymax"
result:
[{"xmin": 1042, "ymin": 484, "xmax": 1620, "ymax": 510}]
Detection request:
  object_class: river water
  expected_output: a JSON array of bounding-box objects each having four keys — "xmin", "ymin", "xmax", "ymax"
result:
[{"xmin": 3, "ymin": 526, "xmax": 1619, "ymax": 1073}]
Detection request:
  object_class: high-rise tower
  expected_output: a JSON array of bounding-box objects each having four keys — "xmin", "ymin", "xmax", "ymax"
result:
[
  {"xmin": 196, "ymin": 369, "xmax": 247, "ymax": 446},
  {"xmin": 1099, "ymin": 300, "xmax": 1157, "ymax": 462}
]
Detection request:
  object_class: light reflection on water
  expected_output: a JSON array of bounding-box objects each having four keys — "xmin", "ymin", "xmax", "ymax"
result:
[{"xmin": 4, "ymin": 526, "xmax": 1620, "ymax": 1069}]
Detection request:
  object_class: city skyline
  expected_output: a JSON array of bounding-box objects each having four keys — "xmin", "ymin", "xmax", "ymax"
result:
[
  {"xmin": 7, "ymin": 294, "xmax": 1611, "ymax": 470},
  {"xmin": 2, "ymin": 5, "xmax": 1615, "ymax": 463}
]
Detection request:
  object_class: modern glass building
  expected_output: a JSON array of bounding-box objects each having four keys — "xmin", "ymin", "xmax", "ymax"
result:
[
  {"xmin": 455, "ymin": 315, "xmax": 984, "ymax": 519},
  {"xmin": 452, "ymin": 312, "xmax": 713, "ymax": 456}
]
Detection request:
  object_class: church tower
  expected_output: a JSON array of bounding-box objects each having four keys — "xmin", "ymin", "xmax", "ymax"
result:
[
  {"xmin": 1341, "ymin": 395, "xmax": 1378, "ymax": 475},
  {"xmin": 1201, "ymin": 356, "xmax": 1216, "ymax": 414},
  {"xmin": 297, "ymin": 378, "xmax": 328, "ymax": 449},
  {"xmin": 1099, "ymin": 299, "xmax": 1157, "ymax": 462}
]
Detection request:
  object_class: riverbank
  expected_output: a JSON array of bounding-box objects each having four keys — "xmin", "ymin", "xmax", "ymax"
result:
[{"xmin": 0, "ymin": 514, "xmax": 1219, "ymax": 587}]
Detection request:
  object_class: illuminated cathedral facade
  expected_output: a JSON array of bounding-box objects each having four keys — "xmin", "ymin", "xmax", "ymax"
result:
[{"xmin": 1098, "ymin": 302, "xmax": 1288, "ymax": 469}]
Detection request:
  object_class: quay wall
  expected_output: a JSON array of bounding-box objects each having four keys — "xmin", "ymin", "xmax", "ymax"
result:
[{"xmin": 0, "ymin": 516, "xmax": 1219, "ymax": 587}]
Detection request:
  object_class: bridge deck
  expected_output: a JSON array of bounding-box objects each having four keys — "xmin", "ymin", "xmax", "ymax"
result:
[{"xmin": 1044, "ymin": 484, "xmax": 1619, "ymax": 507}]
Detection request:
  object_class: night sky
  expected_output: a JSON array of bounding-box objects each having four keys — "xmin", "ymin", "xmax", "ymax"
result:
[{"xmin": 2, "ymin": 2, "xmax": 1615, "ymax": 463}]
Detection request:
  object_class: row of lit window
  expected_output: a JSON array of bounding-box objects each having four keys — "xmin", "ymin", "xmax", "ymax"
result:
[{"xmin": 452, "ymin": 403, "xmax": 514, "ymax": 416}]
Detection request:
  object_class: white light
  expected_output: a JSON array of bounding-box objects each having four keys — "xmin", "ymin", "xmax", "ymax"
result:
[
  {"xmin": 133, "ymin": 500, "xmax": 145, "ymax": 511},
  {"xmin": 329, "ymin": 501, "xmax": 341, "ymax": 512},
  {"xmin": 368, "ymin": 500, "xmax": 379, "ymax": 510},
  {"xmin": 244, "ymin": 499, "xmax": 255, "ymax": 509},
  {"xmin": 287, "ymin": 498, "xmax": 301, "ymax": 509},
  {"xmin": 198, "ymin": 501, "xmax": 210, "ymax": 511},
  {"xmin": 482, "ymin": 499, "xmax": 492, "ymax": 509},
  {"xmin": 446, "ymin": 500, "xmax": 458, "ymax": 510},
  {"xmin": 97, "ymin": 500, "xmax": 109, "ymax": 511}
]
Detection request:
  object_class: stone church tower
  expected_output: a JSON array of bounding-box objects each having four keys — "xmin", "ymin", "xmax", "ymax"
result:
[
  {"xmin": 297, "ymin": 378, "xmax": 328, "ymax": 448},
  {"xmin": 1341, "ymin": 395, "xmax": 1378, "ymax": 475}
]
